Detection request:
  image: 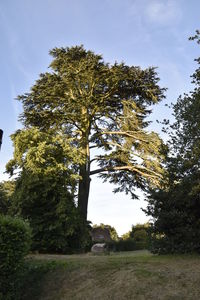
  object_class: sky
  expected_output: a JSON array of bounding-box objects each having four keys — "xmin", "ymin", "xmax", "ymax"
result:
[{"xmin": 0, "ymin": 0, "xmax": 200, "ymax": 235}]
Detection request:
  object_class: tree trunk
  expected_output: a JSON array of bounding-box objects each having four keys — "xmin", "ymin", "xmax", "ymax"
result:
[
  {"xmin": 78, "ymin": 164, "xmax": 90, "ymax": 220},
  {"xmin": 78, "ymin": 129, "xmax": 90, "ymax": 220}
]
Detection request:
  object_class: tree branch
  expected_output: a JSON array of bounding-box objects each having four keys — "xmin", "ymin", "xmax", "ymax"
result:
[
  {"xmin": 101, "ymin": 131, "xmax": 148, "ymax": 142},
  {"xmin": 89, "ymin": 145, "xmax": 99, "ymax": 149},
  {"xmin": 90, "ymin": 165, "xmax": 162, "ymax": 179}
]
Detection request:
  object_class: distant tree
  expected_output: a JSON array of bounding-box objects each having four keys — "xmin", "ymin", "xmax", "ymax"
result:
[
  {"xmin": 145, "ymin": 31, "xmax": 200, "ymax": 254},
  {"xmin": 122, "ymin": 223, "xmax": 150, "ymax": 242},
  {"xmin": 130, "ymin": 223, "xmax": 150, "ymax": 248},
  {"xmin": 130, "ymin": 223, "xmax": 149, "ymax": 241},
  {"xmin": 122, "ymin": 223, "xmax": 149, "ymax": 244},
  {"xmin": 121, "ymin": 231, "xmax": 131, "ymax": 240},
  {"xmin": 7, "ymin": 45, "xmax": 165, "ymax": 220}
]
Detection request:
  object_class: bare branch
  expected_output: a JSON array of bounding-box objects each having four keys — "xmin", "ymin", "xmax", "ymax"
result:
[
  {"xmin": 89, "ymin": 158, "xmax": 98, "ymax": 164},
  {"xmin": 89, "ymin": 145, "xmax": 99, "ymax": 149}
]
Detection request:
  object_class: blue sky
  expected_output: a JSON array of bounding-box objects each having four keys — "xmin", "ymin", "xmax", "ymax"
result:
[{"xmin": 0, "ymin": 0, "xmax": 200, "ymax": 235}]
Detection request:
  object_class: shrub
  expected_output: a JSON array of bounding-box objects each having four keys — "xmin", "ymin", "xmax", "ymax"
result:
[
  {"xmin": 146, "ymin": 186, "xmax": 200, "ymax": 254},
  {"xmin": 149, "ymin": 232, "xmax": 200, "ymax": 255},
  {"xmin": 106, "ymin": 238, "xmax": 136, "ymax": 252},
  {"xmin": 0, "ymin": 215, "xmax": 31, "ymax": 299},
  {"xmin": 106, "ymin": 237, "xmax": 150, "ymax": 252}
]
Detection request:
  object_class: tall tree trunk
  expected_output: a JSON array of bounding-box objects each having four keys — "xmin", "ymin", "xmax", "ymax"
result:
[
  {"xmin": 78, "ymin": 133, "xmax": 90, "ymax": 220},
  {"xmin": 78, "ymin": 164, "xmax": 90, "ymax": 220}
]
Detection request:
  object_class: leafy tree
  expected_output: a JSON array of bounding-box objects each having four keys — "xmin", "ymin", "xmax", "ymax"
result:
[
  {"xmin": 7, "ymin": 45, "xmax": 165, "ymax": 220},
  {"xmin": 6, "ymin": 128, "xmax": 91, "ymax": 252},
  {"xmin": 121, "ymin": 231, "xmax": 131, "ymax": 240},
  {"xmin": 0, "ymin": 180, "xmax": 15, "ymax": 215},
  {"xmin": 121, "ymin": 223, "xmax": 150, "ymax": 249},
  {"xmin": 11, "ymin": 170, "xmax": 91, "ymax": 253},
  {"xmin": 145, "ymin": 31, "xmax": 200, "ymax": 254},
  {"xmin": 130, "ymin": 223, "xmax": 149, "ymax": 241}
]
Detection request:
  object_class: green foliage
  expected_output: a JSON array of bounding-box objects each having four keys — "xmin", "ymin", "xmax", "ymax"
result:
[
  {"xmin": 121, "ymin": 223, "xmax": 150, "ymax": 250},
  {"xmin": 121, "ymin": 231, "xmax": 131, "ymax": 240},
  {"xmin": 146, "ymin": 31, "xmax": 200, "ymax": 254},
  {"xmin": 106, "ymin": 238, "xmax": 147, "ymax": 252},
  {"xmin": 7, "ymin": 45, "xmax": 165, "ymax": 220},
  {"xmin": 12, "ymin": 171, "xmax": 91, "ymax": 253},
  {"xmin": 146, "ymin": 176, "xmax": 200, "ymax": 254},
  {"xmin": 0, "ymin": 215, "xmax": 31, "ymax": 299},
  {"xmin": 106, "ymin": 239, "xmax": 135, "ymax": 252},
  {"xmin": 6, "ymin": 126, "xmax": 91, "ymax": 253},
  {"xmin": 0, "ymin": 181, "xmax": 15, "ymax": 215},
  {"xmin": 6, "ymin": 127, "xmax": 81, "ymax": 181},
  {"xmin": 106, "ymin": 223, "xmax": 150, "ymax": 252}
]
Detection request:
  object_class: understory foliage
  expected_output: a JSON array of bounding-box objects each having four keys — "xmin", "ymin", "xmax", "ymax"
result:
[
  {"xmin": 145, "ymin": 31, "xmax": 200, "ymax": 254},
  {"xmin": 5, "ymin": 126, "xmax": 91, "ymax": 253},
  {"xmin": 0, "ymin": 180, "xmax": 15, "ymax": 215},
  {"xmin": 106, "ymin": 239, "xmax": 138, "ymax": 252},
  {"xmin": 7, "ymin": 45, "xmax": 166, "ymax": 220},
  {"xmin": 146, "ymin": 176, "xmax": 200, "ymax": 254},
  {"xmin": 0, "ymin": 215, "xmax": 31, "ymax": 299},
  {"xmin": 11, "ymin": 172, "xmax": 91, "ymax": 253},
  {"xmin": 105, "ymin": 223, "xmax": 150, "ymax": 252}
]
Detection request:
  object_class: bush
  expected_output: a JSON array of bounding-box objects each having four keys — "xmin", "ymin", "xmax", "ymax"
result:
[
  {"xmin": 0, "ymin": 215, "xmax": 31, "ymax": 299},
  {"xmin": 149, "ymin": 233, "xmax": 200, "ymax": 255},
  {"xmin": 146, "ymin": 186, "xmax": 200, "ymax": 254},
  {"xmin": 106, "ymin": 237, "xmax": 150, "ymax": 252},
  {"xmin": 106, "ymin": 239, "xmax": 135, "ymax": 252}
]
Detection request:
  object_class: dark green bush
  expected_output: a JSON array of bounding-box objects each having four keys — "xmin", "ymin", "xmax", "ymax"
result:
[
  {"xmin": 0, "ymin": 215, "xmax": 31, "ymax": 299},
  {"xmin": 106, "ymin": 239, "xmax": 135, "ymax": 252},
  {"xmin": 149, "ymin": 233, "xmax": 200, "ymax": 255},
  {"xmin": 146, "ymin": 184, "xmax": 200, "ymax": 254},
  {"xmin": 106, "ymin": 238, "xmax": 149, "ymax": 252},
  {"xmin": 12, "ymin": 172, "xmax": 91, "ymax": 254}
]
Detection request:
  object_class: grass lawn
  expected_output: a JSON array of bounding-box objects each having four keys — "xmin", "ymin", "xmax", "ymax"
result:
[{"xmin": 22, "ymin": 250, "xmax": 200, "ymax": 300}]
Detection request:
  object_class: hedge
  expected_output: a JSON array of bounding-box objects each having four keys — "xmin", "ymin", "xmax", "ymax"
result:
[
  {"xmin": 106, "ymin": 238, "xmax": 148, "ymax": 252},
  {"xmin": 0, "ymin": 215, "xmax": 31, "ymax": 299}
]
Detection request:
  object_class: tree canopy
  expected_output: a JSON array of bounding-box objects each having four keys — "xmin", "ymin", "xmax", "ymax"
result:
[
  {"xmin": 145, "ymin": 31, "xmax": 200, "ymax": 254},
  {"xmin": 7, "ymin": 45, "xmax": 165, "ymax": 219}
]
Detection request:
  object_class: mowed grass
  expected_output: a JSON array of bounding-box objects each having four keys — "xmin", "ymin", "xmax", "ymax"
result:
[{"xmin": 22, "ymin": 250, "xmax": 200, "ymax": 300}]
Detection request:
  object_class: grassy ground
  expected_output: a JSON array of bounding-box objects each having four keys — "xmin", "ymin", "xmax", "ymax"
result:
[{"xmin": 22, "ymin": 250, "xmax": 200, "ymax": 300}]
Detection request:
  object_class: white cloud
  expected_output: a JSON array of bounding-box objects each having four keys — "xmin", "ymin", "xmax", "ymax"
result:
[
  {"xmin": 129, "ymin": 0, "xmax": 182, "ymax": 26},
  {"xmin": 145, "ymin": 0, "xmax": 182, "ymax": 25}
]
